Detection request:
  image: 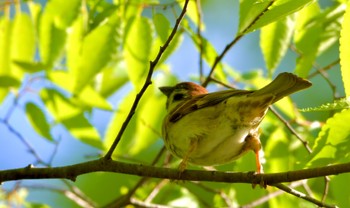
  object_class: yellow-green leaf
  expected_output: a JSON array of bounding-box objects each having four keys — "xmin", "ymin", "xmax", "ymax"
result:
[
  {"xmin": 25, "ymin": 102, "xmax": 54, "ymax": 141},
  {"xmin": 124, "ymin": 17, "xmax": 153, "ymax": 90},
  {"xmin": 11, "ymin": 13, "xmax": 36, "ymax": 79},
  {"xmin": 340, "ymin": 1, "xmax": 350, "ymax": 97},
  {"xmin": 40, "ymin": 88, "xmax": 81, "ymax": 121},
  {"xmin": 240, "ymin": 0, "xmax": 313, "ymax": 34},
  {"xmin": 73, "ymin": 19, "xmax": 119, "ymax": 93},
  {"xmin": 306, "ymin": 109, "xmax": 350, "ymax": 167},
  {"xmin": 293, "ymin": 2, "xmax": 321, "ymax": 77},
  {"xmin": 260, "ymin": 15, "xmax": 295, "ymax": 76},
  {"xmin": 153, "ymin": 13, "xmax": 170, "ymax": 43},
  {"xmin": 61, "ymin": 114, "xmax": 104, "ymax": 150}
]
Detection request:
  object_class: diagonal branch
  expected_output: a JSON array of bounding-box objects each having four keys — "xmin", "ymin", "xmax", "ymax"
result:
[{"xmin": 104, "ymin": 0, "xmax": 190, "ymax": 159}]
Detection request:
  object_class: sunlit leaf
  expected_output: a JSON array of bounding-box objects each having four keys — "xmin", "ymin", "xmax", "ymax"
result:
[
  {"xmin": 97, "ymin": 65, "xmax": 129, "ymax": 98},
  {"xmin": 124, "ymin": 17, "xmax": 153, "ymax": 90},
  {"xmin": 47, "ymin": 0, "xmax": 81, "ymax": 28},
  {"xmin": 40, "ymin": 88, "xmax": 81, "ymax": 121},
  {"xmin": 25, "ymin": 102, "xmax": 54, "ymax": 141},
  {"xmin": 61, "ymin": 114, "xmax": 104, "ymax": 150},
  {"xmin": 306, "ymin": 109, "xmax": 350, "ymax": 167},
  {"xmin": 104, "ymin": 90, "xmax": 138, "ymax": 154},
  {"xmin": 88, "ymin": 3, "xmax": 119, "ymax": 31},
  {"xmin": 40, "ymin": 88, "xmax": 104, "ymax": 149},
  {"xmin": 240, "ymin": 0, "xmax": 313, "ymax": 34},
  {"xmin": 48, "ymin": 71, "xmax": 112, "ymax": 110},
  {"xmin": 67, "ymin": 15, "xmax": 85, "ymax": 75},
  {"xmin": 73, "ymin": 17, "xmax": 119, "ymax": 93},
  {"xmin": 293, "ymin": 2, "xmax": 321, "ymax": 77},
  {"xmin": 153, "ymin": 13, "xmax": 171, "ymax": 43},
  {"xmin": 13, "ymin": 60, "xmax": 47, "ymax": 73},
  {"xmin": 300, "ymin": 97, "xmax": 350, "ymax": 112},
  {"xmin": 0, "ymin": 16, "xmax": 12, "ymax": 103},
  {"xmin": 177, "ymin": 0, "xmax": 202, "ymax": 29},
  {"xmin": 11, "ymin": 13, "xmax": 36, "ymax": 79},
  {"xmin": 0, "ymin": 16, "xmax": 11, "ymax": 75},
  {"xmin": 260, "ymin": 15, "xmax": 295, "ymax": 76},
  {"xmin": 129, "ymin": 86, "xmax": 166, "ymax": 154},
  {"xmin": 340, "ymin": 1, "xmax": 350, "ymax": 97},
  {"xmin": 39, "ymin": 11, "xmax": 66, "ymax": 67}
]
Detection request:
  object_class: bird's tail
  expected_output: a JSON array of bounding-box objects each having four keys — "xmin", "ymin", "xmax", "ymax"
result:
[{"xmin": 251, "ymin": 72, "xmax": 312, "ymax": 103}]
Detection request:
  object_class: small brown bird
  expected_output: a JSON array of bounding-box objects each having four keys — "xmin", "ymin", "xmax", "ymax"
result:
[{"xmin": 159, "ymin": 72, "xmax": 312, "ymax": 173}]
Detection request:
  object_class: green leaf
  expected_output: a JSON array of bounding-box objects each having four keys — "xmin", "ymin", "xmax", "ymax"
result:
[
  {"xmin": 40, "ymin": 88, "xmax": 104, "ymax": 149},
  {"xmin": 340, "ymin": 1, "xmax": 350, "ymax": 97},
  {"xmin": 61, "ymin": 114, "xmax": 104, "ymax": 150},
  {"xmin": 293, "ymin": 2, "xmax": 321, "ymax": 77},
  {"xmin": 300, "ymin": 97, "xmax": 350, "ymax": 112},
  {"xmin": 104, "ymin": 90, "xmax": 138, "ymax": 154},
  {"xmin": 97, "ymin": 65, "xmax": 129, "ymax": 98},
  {"xmin": 306, "ymin": 109, "xmax": 350, "ymax": 167},
  {"xmin": 0, "ymin": 16, "xmax": 11, "ymax": 75},
  {"xmin": 25, "ymin": 102, "xmax": 54, "ymax": 141},
  {"xmin": 260, "ymin": 15, "xmax": 295, "ymax": 76},
  {"xmin": 177, "ymin": 0, "xmax": 203, "ymax": 29},
  {"xmin": 0, "ymin": 16, "xmax": 12, "ymax": 103},
  {"xmin": 0, "ymin": 75, "xmax": 20, "ymax": 88},
  {"xmin": 39, "ymin": 11, "xmax": 67, "ymax": 67},
  {"xmin": 40, "ymin": 88, "xmax": 81, "ymax": 121},
  {"xmin": 240, "ymin": 0, "xmax": 314, "ymax": 34},
  {"xmin": 13, "ymin": 60, "xmax": 47, "ymax": 73},
  {"xmin": 153, "ymin": 13, "xmax": 171, "ymax": 43},
  {"xmin": 88, "ymin": 3, "xmax": 119, "ymax": 31},
  {"xmin": 47, "ymin": 0, "xmax": 81, "ymax": 28},
  {"xmin": 11, "ymin": 13, "xmax": 36, "ymax": 79},
  {"xmin": 48, "ymin": 71, "xmax": 112, "ymax": 110},
  {"xmin": 239, "ymin": 0, "xmax": 272, "ymax": 34},
  {"xmin": 129, "ymin": 86, "xmax": 166, "ymax": 154},
  {"xmin": 124, "ymin": 17, "xmax": 153, "ymax": 90},
  {"xmin": 66, "ymin": 14, "xmax": 85, "ymax": 74},
  {"xmin": 73, "ymin": 18, "xmax": 119, "ymax": 93}
]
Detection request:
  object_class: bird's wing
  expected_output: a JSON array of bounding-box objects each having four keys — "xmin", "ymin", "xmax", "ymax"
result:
[{"xmin": 169, "ymin": 89, "xmax": 252, "ymax": 122}]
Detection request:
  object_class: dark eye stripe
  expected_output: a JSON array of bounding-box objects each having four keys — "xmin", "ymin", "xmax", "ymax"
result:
[{"xmin": 173, "ymin": 93, "xmax": 185, "ymax": 101}]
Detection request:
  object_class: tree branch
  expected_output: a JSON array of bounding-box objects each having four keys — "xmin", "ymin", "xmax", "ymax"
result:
[
  {"xmin": 104, "ymin": 0, "xmax": 190, "ymax": 159},
  {"xmin": 1, "ymin": 159, "xmax": 350, "ymax": 185}
]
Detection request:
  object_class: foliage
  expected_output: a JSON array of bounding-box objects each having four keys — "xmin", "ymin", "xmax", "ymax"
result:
[{"xmin": 0, "ymin": 0, "xmax": 349, "ymax": 207}]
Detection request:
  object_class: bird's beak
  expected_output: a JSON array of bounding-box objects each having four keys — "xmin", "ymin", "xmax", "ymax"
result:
[{"xmin": 159, "ymin": 86, "xmax": 175, "ymax": 97}]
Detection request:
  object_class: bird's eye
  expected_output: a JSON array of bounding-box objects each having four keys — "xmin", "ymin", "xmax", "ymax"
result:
[{"xmin": 173, "ymin": 93, "xmax": 185, "ymax": 101}]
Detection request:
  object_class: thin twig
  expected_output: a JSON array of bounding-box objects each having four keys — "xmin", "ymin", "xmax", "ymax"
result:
[
  {"xmin": 308, "ymin": 59, "xmax": 340, "ymax": 79},
  {"xmin": 273, "ymin": 183, "xmax": 337, "ymax": 208},
  {"xmin": 269, "ymin": 106, "xmax": 312, "ymax": 154},
  {"xmin": 144, "ymin": 179, "xmax": 168, "ymax": 203},
  {"xmin": 104, "ymin": 0, "xmax": 190, "ymax": 160},
  {"xmin": 241, "ymin": 181, "xmax": 305, "ymax": 208},
  {"xmin": 202, "ymin": 0, "xmax": 275, "ymax": 87},
  {"xmin": 322, "ymin": 176, "xmax": 331, "ymax": 203},
  {"xmin": 0, "ymin": 119, "xmax": 47, "ymax": 165}
]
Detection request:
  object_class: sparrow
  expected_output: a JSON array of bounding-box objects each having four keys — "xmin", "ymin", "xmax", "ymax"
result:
[{"xmin": 159, "ymin": 72, "xmax": 312, "ymax": 174}]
